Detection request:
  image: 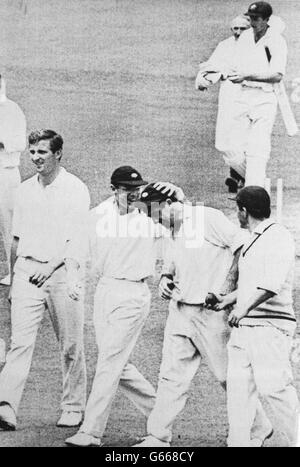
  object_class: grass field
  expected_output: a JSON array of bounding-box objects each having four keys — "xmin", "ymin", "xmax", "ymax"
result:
[{"xmin": 0, "ymin": 0, "xmax": 299, "ymax": 447}]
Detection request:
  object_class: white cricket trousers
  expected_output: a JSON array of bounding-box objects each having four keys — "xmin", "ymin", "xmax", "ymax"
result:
[
  {"xmin": 227, "ymin": 325, "xmax": 299, "ymax": 447},
  {"xmin": 0, "ymin": 166, "xmax": 20, "ymax": 276},
  {"xmin": 222, "ymin": 87, "xmax": 278, "ymax": 187},
  {"xmin": 80, "ymin": 277, "xmax": 156, "ymax": 438},
  {"xmin": 147, "ymin": 301, "xmax": 229, "ymax": 443},
  {"xmin": 147, "ymin": 301, "xmax": 272, "ymax": 444},
  {"xmin": 0, "ymin": 257, "xmax": 87, "ymax": 415}
]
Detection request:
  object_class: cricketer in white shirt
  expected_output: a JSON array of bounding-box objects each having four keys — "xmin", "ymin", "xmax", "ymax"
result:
[
  {"xmin": 227, "ymin": 220, "xmax": 299, "ymax": 447},
  {"xmin": 223, "ymin": 17, "xmax": 288, "ymax": 186},
  {"xmin": 0, "ymin": 132, "xmax": 90, "ymax": 428},
  {"xmin": 64, "ymin": 169, "xmax": 182, "ymax": 446}
]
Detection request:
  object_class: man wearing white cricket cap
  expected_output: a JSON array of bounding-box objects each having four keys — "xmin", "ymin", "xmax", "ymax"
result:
[{"xmin": 0, "ymin": 76, "xmax": 26, "ymax": 285}]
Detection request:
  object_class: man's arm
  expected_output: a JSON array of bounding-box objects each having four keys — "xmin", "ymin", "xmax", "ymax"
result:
[
  {"xmin": 228, "ymin": 288, "xmax": 275, "ymax": 327},
  {"xmin": 10, "ymin": 236, "xmax": 19, "ymax": 286},
  {"xmin": 228, "ymin": 71, "xmax": 283, "ymax": 84},
  {"xmin": 205, "ymin": 248, "xmax": 241, "ymax": 309},
  {"xmin": 159, "ymin": 238, "xmax": 177, "ymax": 300},
  {"xmin": 65, "ymin": 258, "xmax": 82, "ymax": 301},
  {"xmin": 219, "ymin": 247, "xmax": 241, "ymax": 294}
]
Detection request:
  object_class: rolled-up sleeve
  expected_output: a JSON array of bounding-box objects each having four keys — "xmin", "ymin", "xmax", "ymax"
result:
[
  {"xmin": 64, "ymin": 184, "xmax": 91, "ymax": 266},
  {"xmin": 12, "ymin": 187, "xmax": 23, "ymax": 238},
  {"xmin": 205, "ymin": 208, "xmax": 249, "ymax": 254},
  {"xmin": 268, "ymin": 35, "xmax": 287, "ymax": 75},
  {"xmin": 258, "ymin": 229, "xmax": 295, "ymax": 294}
]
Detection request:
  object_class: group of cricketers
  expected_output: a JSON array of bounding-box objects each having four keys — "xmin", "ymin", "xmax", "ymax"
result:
[{"xmin": 0, "ymin": 1, "xmax": 299, "ymax": 448}]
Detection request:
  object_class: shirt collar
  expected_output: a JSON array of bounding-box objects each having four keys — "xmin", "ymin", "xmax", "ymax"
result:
[{"xmin": 252, "ymin": 218, "xmax": 275, "ymax": 235}]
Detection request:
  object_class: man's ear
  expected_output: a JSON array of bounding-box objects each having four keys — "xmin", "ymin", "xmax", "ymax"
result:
[
  {"xmin": 241, "ymin": 207, "xmax": 248, "ymax": 218},
  {"xmin": 166, "ymin": 198, "xmax": 173, "ymax": 206},
  {"xmin": 55, "ymin": 149, "xmax": 62, "ymax": 161},
  {"xmin": 111, "ymin": 184, "xmax": 116, "ymax": 192}
]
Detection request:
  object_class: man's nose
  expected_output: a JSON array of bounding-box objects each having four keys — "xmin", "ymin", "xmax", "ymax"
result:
[{"xmin": 31, "ymin": 154, "xmax": 43, "ymax": 162}]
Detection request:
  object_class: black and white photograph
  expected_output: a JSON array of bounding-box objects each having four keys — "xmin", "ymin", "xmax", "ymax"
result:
[{"xmin": 0, "ymin": 0, "xmax": 299, "ymax": 449}]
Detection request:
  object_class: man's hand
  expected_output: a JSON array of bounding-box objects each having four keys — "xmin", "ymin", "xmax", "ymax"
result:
[
  {"xmin": 195, "ymin": 73, "xmax": 209, "ymax": 91},
  {"xmin": 29, "ymin": 263, "xmax": 55, "ymax": 287},
  {"xmin": 159, "ymin": 276, "xmax": 175, "ymax": 300},
  {"xmin": 227, "ymin": 73, "xmax": 247, "ymax": 84},
  {"xmin": 228, "ymin": 307, "xmax": 249, "ymax": 327},
  {"xmin": 205, "ymin": 293, "xmax": 221, "ymax": 309},
  {"xmin": 153, "ymin": 182, "xmax": 185, "ymax": 202},
  {"xmin": 214, "ymin": 294, "xmax": 236, "ymax": 312},
  {"xmin": 7, "ymin": 287, "xmax": 12, "ymax": 305},
  {"xmin": 67, "ymin": 277, "xmax": 83, "ymax": 301}
]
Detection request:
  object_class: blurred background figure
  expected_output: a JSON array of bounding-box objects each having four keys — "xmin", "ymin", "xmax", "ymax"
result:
[{"xmin": 0, "ymin": 76, "xmax": 26, "ymax": 285}]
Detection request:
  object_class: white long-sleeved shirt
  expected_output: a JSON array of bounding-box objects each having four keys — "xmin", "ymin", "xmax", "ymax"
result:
[
  {"xmin": 0, "ymin": 98, "xmax": 26, "ymax": 167},
  {"xmin": 232, "ymin": 27, "xmax": 287, "ymax": 92}
]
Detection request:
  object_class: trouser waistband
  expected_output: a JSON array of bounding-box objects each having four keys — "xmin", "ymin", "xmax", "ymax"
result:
[{"xmin": 102, "ymin": 276, "xmax": 146, "ymax": 283}]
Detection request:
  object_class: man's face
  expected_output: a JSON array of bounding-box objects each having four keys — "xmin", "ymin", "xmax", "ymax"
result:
[
  {"xmin": 29, "ymin": 139, "xmax": 60, "ymax": 176},
  {"xmin": 249, "ymin": 15, "xmax": 269, "ymax": 33},
  {"xmin": 231, "ymin": 25, "xmax": 248, "ymax": 39},
  {"xmin": 146, "ymin": 201, "xmax": 170, "ymax": 226},
  {"xmin": 112, "ymin": 184, "xmax": 142, "ymax": 213},
  {"xmin": 146, "ymin": 200, "xmax": 182, "ymax": 231}
]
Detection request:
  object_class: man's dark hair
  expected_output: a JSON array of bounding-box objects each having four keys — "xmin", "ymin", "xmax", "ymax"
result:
[
  {"xmin": 28, "ymin": 129, "xmax": 63, "ymax": 154},
  {"xmin": 236, "ymin": 186, "xmax": 271, "ymax": 219}
]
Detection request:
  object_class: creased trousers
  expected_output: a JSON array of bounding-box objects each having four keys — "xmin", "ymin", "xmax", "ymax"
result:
[
  {"xmin": 227, "ymin": 325, "xmax": 299, "ymax": 447},
  {"xmin": 0, "ymin": 257, "xmax": 87, "ymax": 414},
  {"xmin": 80, "ymin": 277, "xmax": 156, "ymax": 438},
  {"xmin": 222, "ymin": 87, "xmax": 277, "ymax": 187},
  {"xmin": 147, "ymin": 300, "xmax": 271, "ymax": 443}
]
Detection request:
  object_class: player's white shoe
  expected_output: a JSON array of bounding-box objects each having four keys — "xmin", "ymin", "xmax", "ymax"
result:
[
  {"xmin": 57, "ymin": 411, "xmax": 83, "ymax": 427},
  {"xmin": 0, "ymin": 274, "xmax": 11, "ymax": 286},
  {"xmin": 250, "ymin": 428, "xmax": 274, "ymax": 447},
  {"xmin": 133, "ymin": 435, "xmax": 170, "ymax": 447},
  {"xmin": 65, "ymin": 432, "xmax": 103, "ymax": 447}
]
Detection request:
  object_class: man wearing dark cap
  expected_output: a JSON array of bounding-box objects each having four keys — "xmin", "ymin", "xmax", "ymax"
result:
[
  {"xmin": 219, "ymin": 2, "xmax": 288, "ymax": 187},
  {"xmin": 214, "ymin": 186, "xmax": 299, "ymax": 447},
  {"xmin": 65, "ymin": 167, "xmax": 182, "ymax": 447},
  {"xmin": 133, "ymin": 184, "xmax": 272, "ymax": 447},
  {"xmin": 196, "ymin": 15, "xmax": 250, "ymax": 193}
]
